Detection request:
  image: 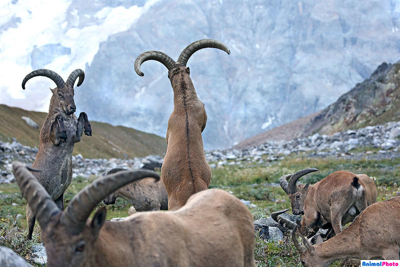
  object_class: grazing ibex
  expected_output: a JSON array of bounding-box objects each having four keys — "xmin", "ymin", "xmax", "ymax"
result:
[
  {"xmin": 291, "ymin": 196, "xmax": 400, "ymax": 266},
  {"xmin": 280, "ymin": 169, "xmax": 377, "ymax": 237},
  {"xmin": 103, "ymin": 168, "xmax": 168, "ymax": 212},
  {"xmin": 13, "ymin": 162, "xmax": 255, "ymax": 267},
  {"xmin": 22, "ymin": 69, "xmax": 92, "ymax": 239},
  {"xmin": 135, "ymin": 39, "xmax": 230, "ymax": 210}
]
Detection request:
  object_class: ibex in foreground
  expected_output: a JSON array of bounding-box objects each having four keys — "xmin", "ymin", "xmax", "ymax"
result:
[
  {"xmin": 103, "ymin": 168, "xmax": 168, "ymax": 212},
  {"xmin": 135, "ymin": 39, "xmax": 230, "ymax": 210},
  {"xmin": 13, "ymin": 162, "xmax": 255, "ymax": 267},
  {"xmin": 22, "ymin": 69, "xmax": 92, "ymax": 239},
  {"xmin": 280, "ymin": 169, "xmax": 377, "ymax": 237},
  {"xmin": 291, "ymin": 196, "xmax": 400, "ymax": 266}
]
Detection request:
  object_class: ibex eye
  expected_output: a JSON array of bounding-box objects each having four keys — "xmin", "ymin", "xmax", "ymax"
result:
[
  {"xmin": 76, "ymin": 242, "xmax": 85, "ymax": 252},
  {"xmin": 58, "ymin": 93, "xmax": 64, "ymax": 99}
]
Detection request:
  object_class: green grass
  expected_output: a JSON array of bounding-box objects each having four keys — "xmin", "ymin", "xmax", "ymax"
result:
[{"xmin": 1, "ymin": 154, "xmax": 399, "ymax": 266}]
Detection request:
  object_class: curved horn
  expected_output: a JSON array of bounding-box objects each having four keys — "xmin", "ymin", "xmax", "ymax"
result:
[
  {"xmin": 279, "ymin": 174, "xmax": 292, "ymax": 194},
  {"xmin": 277, "ymin": 215, "xmax": 298, "ymax": 230},
  {"xmin": 134, "ymin": 51, "xmax": 176, "ymax": 76},
  {"xmin": 292, "ymin": 227, "xmax": 306, "ymax": 254},
  {"xmin": 288, "ymin": 168, "xmax": 318, "ymax": 194},
  {"xmin": 176, "ymin": 39, "xmax": 230, "ymax": 66},
  {"xmin": 302, "ymin": 235, "xmax": 315, "ymax": 253},
  {"xmin": 12, "ymin": 162, "xmax": 60, "ymax": 230},
  {"xmin": 22, "ymin": 69, "xmax": 65, "ymax": 90},
  {"xmin": 271, "ymin": 209, "xmax": 289, "ymax": 222},
  {"xmin": 62, "ymin": 170, "xmax": 160, "ymax": 234},
  {"xmin": 66, "ymin": 69, "xmax": 85, "ymax": 88}
]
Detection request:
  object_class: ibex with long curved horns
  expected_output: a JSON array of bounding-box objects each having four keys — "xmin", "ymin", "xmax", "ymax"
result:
[
  {"xmin": 21, "ymin": 69, "xmax": 92, "ymax": 239},
  {"xmin": 135, "ymin": 39, "xmax": 230, "ymax": 210},
  {"xmin": 13, "ymin": 162, "xmax": 256, "ymax": 267},
  {"xmin": 291, "ymin": 197, "xmax": 400, "ymax": 266},
  {"xmin": 279, "ymin": 169, "xmax": 377, "ymax": 237}
]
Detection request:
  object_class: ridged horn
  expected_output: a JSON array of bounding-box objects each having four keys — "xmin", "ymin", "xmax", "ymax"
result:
[
  {"xmin": 302, "ymin": 235, "xmax": 315, "ymax": 253},
  {"xmin": 66, "ymin": 69, "xmax": 85, "ymax": 88},
  {"xmin": 22, "ymin": 69, "xmax": 65, "ymax": 90},
  {"xmin": 271, "ymin": 209, "xmax": 289, "ymax": 222},
  {"xmin": 277, "ymin": 215, "xmax": 298, "ymax": 230},
  {"xmin": 134, "ymin": 51, "xmax": 176, "ymax": 76},
  {"xmin": 62, "ymin": 170, "xmax": 160, "ymax": 234},
  {"xmin": 292, "ymin": 226, "xmax": 306, "ymax": 254},
  {"xmin": 176, "ymin": 39, "xmax": 230, "ymax": 66},
  {"xmin": 12, "ymin": 162, "xmax": 60, "ymax": 230},
  {"xmin": 279, "ymin": 174, "xmax": 292, "ymax": 194},
  {"xmin": 288, "ymin": 168, "xmax": 318, "ymax": 194}
]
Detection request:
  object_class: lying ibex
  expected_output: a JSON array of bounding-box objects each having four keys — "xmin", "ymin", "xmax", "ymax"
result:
[
  {"xmin": 103, "ymin": 168, "xmax": 168, "ymax": 212},
  {"xmin": 22, "ymin": 69, "xmax": 92, "ymax": 239},
  {"xmin": 280, "ymin": 169, "xmax": 377, "ymax": 237},
  {"xmin": 13, "ymin": 162, "xmax": 255, "ymax": 267},
  {"xmin": 135, "ymin": 39, "xmax": 230, "ymax": 210},
  {"xmin": 291, "ymin": 196, "xmax": 400, "ymax": 266}
]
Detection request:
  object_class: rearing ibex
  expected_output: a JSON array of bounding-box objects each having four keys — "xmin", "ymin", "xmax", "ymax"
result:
[
  {"xmin": 22, "ymin": 69, "xmax": 92, "ymax": 239},
  {"xmin": 13, "ymin": 162, "xmax": 256, "ymax": 267},
  {"xmin": 135, "ymin": 39, "xmax": 230, "ymax": 210},
  {"xmin": 280, "ymin": 169, "xmax": 377, "ymax": 237}
]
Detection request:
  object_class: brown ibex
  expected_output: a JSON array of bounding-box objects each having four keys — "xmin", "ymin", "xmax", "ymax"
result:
[
  {"xmin": 135, "ymin": 39, "xmax": 230, "ymax": 210},
  {"xmin": 280, "ymin": 169, "xmax": 377, "ymax": 237},
  {"xmin": 22, "ymin": 69, "xmax": 92, "ymax": 239},
  {"xmin": 103, "ymin": 168, "xmax": 168, "ymax": 212},
  {"xmin": 291, "ymin": 196, "xmax": 400, "ymax": 266},
  {"xmin": 13, "ymin": 162, "xmax": 255, "ymax": 267}
]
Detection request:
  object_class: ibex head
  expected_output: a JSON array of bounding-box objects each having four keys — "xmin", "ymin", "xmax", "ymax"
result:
[
  {"xmin": 22, "ymin": 69, "xmax": 85, "ymax": 115},
  {"xmin": 279, "ymin": 169, "xmax": 318, "ymax": 215},
  {"xmin": 292, "ymin": 227, "xmax": 324, "ymax": 267},
  {"xmin": 12, "ymin": 162, "xmax": 159, "ymax": 267},
  {"xmin": 134, "ymin": 39, "xmax": 230, "ymax": 132}
]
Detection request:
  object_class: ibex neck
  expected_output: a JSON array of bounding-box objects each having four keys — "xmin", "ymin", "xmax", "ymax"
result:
[
  {"xmin": 172, "ymin": 79, "xmax": 199, "ymax": 108},
  {"xmin": 48, "ymin": 96, "xmax": 62, "ymax": 115}
]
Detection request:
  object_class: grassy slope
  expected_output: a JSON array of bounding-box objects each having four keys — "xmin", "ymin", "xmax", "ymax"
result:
[{"xmin": 0, "ymin": 104, "xmax": 167, "ymax": 158}]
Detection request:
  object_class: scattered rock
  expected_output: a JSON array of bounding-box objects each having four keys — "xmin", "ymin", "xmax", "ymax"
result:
[
  {"xmin": 0, "ymin": 246, "xmax": 33, "ymax": 267},
  {"xmin": 31, "ymin": 244, "xmax": 47, "ymax": 266}
]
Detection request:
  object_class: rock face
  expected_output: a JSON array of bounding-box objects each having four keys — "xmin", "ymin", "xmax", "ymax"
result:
[
  {"xmin": 237, "ymin": 61, "xmax": 400, "ymax": 149},
  {"xmin": 69, "ymin": 0, "xmax": 400, "ymax": 150},
  {"xmin": 0, "ymin": 246, "xmax": 32, "ymax": 267}
]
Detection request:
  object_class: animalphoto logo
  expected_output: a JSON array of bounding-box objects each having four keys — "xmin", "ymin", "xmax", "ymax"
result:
[{"xmin": 361, "ymin": 260, "xmax": 400, "ymax": 266}]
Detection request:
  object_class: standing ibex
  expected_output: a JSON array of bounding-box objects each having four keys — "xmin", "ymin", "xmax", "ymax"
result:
[
  {"xmin": 135, "ymin": 39, "xmax": 230, "ymax": 210},
  {"xmin": 13, "ymin": 162, "xmax": 255, "ymax": 267},
  {"xmin": 291, "ymin": 196, "xmax": 400, "ymax": 266},
  {"xmin": 22, "ymin": 69, "xmax": 92, "ymax": 239},
  {"xmin": 103, "ymin": 168, "xmax": 168, "ymax": 212},
  {"xmin": 280, "ymin": 169, "xmax": 377, "ymax": 237}
]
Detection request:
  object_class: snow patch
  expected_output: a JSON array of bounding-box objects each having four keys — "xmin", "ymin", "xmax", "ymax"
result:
[{"xmin": 261, "ymin": 116, "xmax": 275, "ymax": 129}]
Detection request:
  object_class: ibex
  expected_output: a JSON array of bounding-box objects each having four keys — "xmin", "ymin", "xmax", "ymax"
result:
[
  {"xmin": 103, "ymin": 168, "xmax": 168, "ymax": 211},
  {"xmin": 280, "ymin": 169, "xmax": 377, "ymax": 237},
  {"xmin": 22, "ymin": 69, "xmax": 92, "ymax": 239},
  {"xmin": 291, "ymin": 196, "xmax": 400, "ymax": 266},
  {"xmin": 135, "ymin": 39, "xmax": 230, "ymax": 210},
  {"xmin": 13, "ymin": 162, "xmax": 255, "ymax": 267}
]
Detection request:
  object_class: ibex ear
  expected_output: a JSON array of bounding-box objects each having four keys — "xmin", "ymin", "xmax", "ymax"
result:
[
  {"xmin": 50, "ymin": 88, "xmax": 55, "ymax": 94},
  {"xmin": 304, "ymin": 183, "xmax": 310, "ymax": 190},
  {"xmin": 186, "ymin": 67, "xmax": 190, "ymax": 74},
  {"xmin": 91, "ymin": 206, "xmax": 107, "ymax": 237}
]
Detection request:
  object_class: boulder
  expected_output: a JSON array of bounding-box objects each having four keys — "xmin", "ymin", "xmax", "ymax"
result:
[{"xmin": 0, "ymin": 246, "xmax": 32, "ymax": 267}]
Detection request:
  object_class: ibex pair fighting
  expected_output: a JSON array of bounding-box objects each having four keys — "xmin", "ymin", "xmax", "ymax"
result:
[
  {"xmin": 13, "ymin": 162, "xmax": 255, "ymax": 267},
  {"xmin": 280, "ymin": 169, "xmax": 377, "ymax": 237},
  {"xmin": 22, "ymin": 69, "xmax": 92, "ymax": 239},
  {"xmin": 291, "ymin": 196, "xmax": 400, "ymax": 266},
  {"xmin": 135, "ymin": 39, "xmax": 230, "ymax": 210}
]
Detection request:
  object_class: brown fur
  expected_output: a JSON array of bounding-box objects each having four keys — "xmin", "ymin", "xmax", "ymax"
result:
[
  {"xmin": 41, "ymin": 189, "xmax": 255, "ymax": 267},
  {"xmin": 103, "ymin": 169, "xmax": 168, "ymax": 211},
  {"xmin": 294, "ymin": 197, "xmax": 400, "ymax": 266},
  {"xmin": 289, "ymin": 171, "xmax": 377, "ymax": 237},
  {"xmin": 162, "ymin": 66, "xmax": 211, "ymax": 210}
]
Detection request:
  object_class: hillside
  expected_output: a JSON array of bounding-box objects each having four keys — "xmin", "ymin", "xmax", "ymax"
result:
[
  {"xmin": 0, "ymin": 104, "xmax": 167, "ymax": 159},
  {"xmin": 236, "ymin": 61, "xmax": 400, "ymax": 149}
]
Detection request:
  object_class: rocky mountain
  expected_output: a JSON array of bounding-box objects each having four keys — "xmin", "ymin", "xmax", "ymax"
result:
[
  {"xmin": 2, "ymin": 0, "xmax": 400, "ymax": 149},
  {"xmin": 236, "ymin": 61, "xmax": 400, "ymax": 149},
  {"xmin": 0, "ymin": 104, "xmax": 167, "ymax": 159}
]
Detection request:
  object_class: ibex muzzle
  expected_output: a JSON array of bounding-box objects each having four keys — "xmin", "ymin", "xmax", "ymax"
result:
[{"xmin": 135, "ymin": 39, "xmax": 230, "ymax": 210}]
